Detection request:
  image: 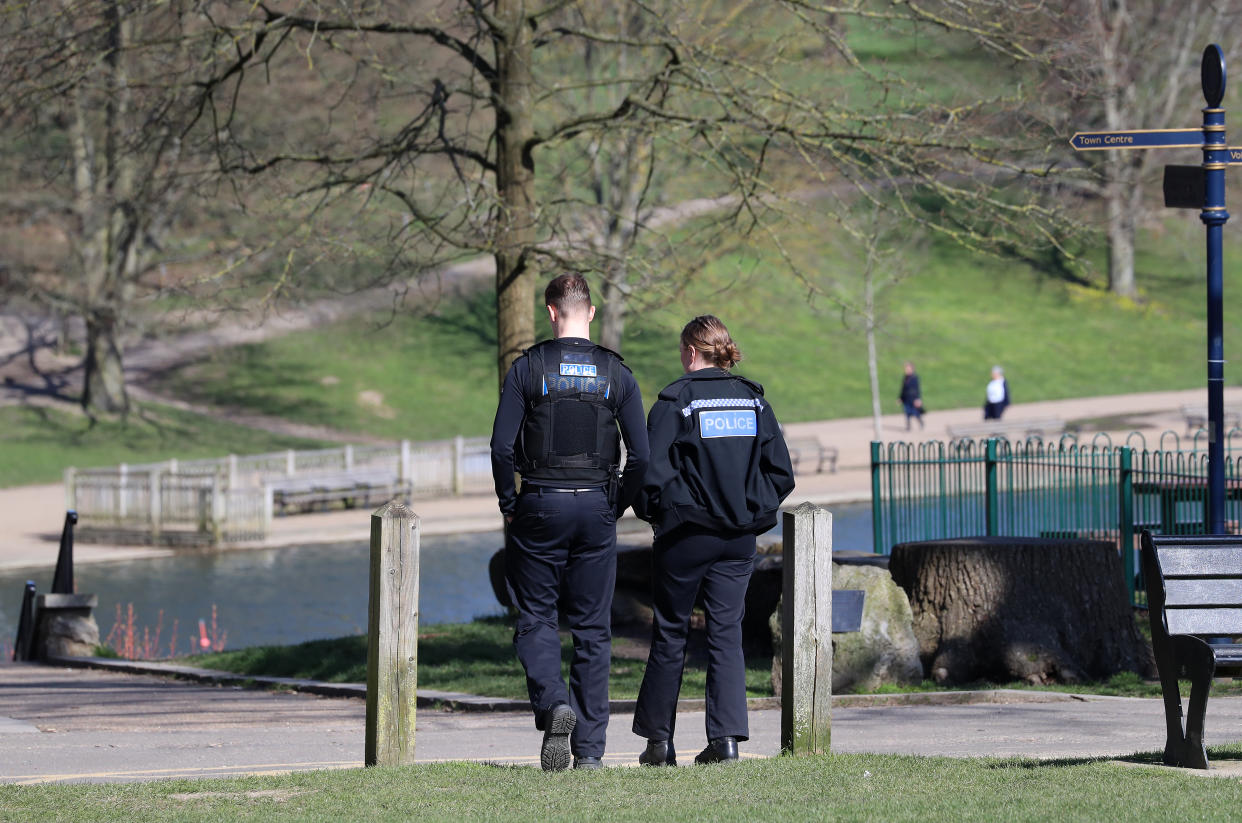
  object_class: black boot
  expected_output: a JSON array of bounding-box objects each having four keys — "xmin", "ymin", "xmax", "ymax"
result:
[
  {"xmin": 540, "ymin": 703, "xmax": 576, "ymax": 772},
  {"xmin": 694, "ymin": 737, "xmax": 738, "ymax": 764},
  {"xmin": 639, "ymin": 739, "xmax": 677, "ymax": 767}
]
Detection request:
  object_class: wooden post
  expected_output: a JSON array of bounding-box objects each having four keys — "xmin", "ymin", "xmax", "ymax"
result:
[
  {"xmin": 210, "ymin": 471, "xmax": 225, "ymax": 545},
  {"xmin": 118, "ymin": 463, "xmax": 128, "ymax": 520},
  {"xmin": 149, "ymin": 469, "xmax": 161, "ymax": 540},
  {"xmin": 64, "ymin": 467, "xmax": 76, "ymax": 511},
  {"xmin": 262, "ymin": 484, "xmax": 274, "ymax": 534},
  {"xmin": 452, "ymin": 436, "xmax": 465, "ymax": 495},
  {"xmin": 366, "ymin": 501, "xmax": 420, "ymax": 766},
  {"xmin": 781, "ymin": 502, "xmax": 833, "ymax": 755}
]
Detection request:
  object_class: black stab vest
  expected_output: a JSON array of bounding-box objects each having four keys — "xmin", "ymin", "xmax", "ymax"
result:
[{"xmin": 516, "ymin": 340, "xmax": 622, "ymax": 485}]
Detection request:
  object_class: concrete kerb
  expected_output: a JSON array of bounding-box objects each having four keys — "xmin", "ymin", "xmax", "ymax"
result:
[{"xmin": 44, "ymin": 655, "xmax": 1085, "ymax": 713}]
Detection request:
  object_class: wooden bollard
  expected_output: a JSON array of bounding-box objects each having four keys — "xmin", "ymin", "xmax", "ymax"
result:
[
  {"xmin": 365, "ymin": 501, "xmax": 420, "ymax": 766},
  {"xmin": 780, "ymin": 502, "xmax": 832, "ymax": 754}
]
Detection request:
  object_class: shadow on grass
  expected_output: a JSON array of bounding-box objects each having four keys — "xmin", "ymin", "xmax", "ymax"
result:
[
  {"xmin": 423, "ymin": 288, "xmax": 498, "ymax": 349},
  {"xmin": 981, "ymin": 744, "xmax": 1242, "ymax": 771}
]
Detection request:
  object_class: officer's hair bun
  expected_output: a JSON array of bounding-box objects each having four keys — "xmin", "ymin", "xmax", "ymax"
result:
[
  {"xmin": 681, "ymin": 314, "xmax": 743, "ymax": 371},
  {"xmin": 711, "ymin": 340, "xmax": 742, "ymax": 369}
]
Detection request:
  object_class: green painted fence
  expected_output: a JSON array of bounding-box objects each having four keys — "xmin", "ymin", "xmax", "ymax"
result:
[{"xmin": 870, "ymin": 433, "xmax": 1242, "ymax": 603}]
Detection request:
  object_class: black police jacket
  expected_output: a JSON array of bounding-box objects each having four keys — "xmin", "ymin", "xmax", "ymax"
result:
[{"xmin": 635, "ymin": 368, "xmax": 795, "ymax": 536}]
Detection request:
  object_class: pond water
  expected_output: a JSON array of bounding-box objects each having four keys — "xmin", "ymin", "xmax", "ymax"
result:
[{"xmin": 0, "ymin": 501, "xmax": 873, "ymax": 655}]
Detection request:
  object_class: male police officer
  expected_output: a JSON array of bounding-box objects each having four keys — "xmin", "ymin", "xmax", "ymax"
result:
[{"xmin": 490, "ymin": 274, "xmax": 649, "ymax": 771}]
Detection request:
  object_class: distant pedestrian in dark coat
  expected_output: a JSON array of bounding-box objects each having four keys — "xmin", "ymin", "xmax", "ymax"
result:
[
  {"xmin": 983, "ymin": 366, "xmax": 1010, "ymax": 420},
  {"xmin": 899, "ymin": 361, "xmax": 924, "ymax": 431}
]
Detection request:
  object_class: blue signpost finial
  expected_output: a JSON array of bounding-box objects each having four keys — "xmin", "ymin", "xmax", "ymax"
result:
[{"xmin": 1203, "ymin": 44, "xmax": 1226, "ymax": 108}]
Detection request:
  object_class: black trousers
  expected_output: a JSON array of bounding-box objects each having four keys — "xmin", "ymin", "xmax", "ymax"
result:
[
  {"xmin": 505, "ymin": 487, "xmax": 616, "ymax": 758},
  {"xmin": 633, "ymin": 526, "xmax": 756, "ymax": 744}
]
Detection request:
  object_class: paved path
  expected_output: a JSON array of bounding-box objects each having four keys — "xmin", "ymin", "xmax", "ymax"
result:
[
  {"xmin": 1, "ymin": 385, "xmax": 1237, "ymax": 572},
  {"xmin": 4, "ymin": 663, "xmax": 1242, "ymax": 784}
]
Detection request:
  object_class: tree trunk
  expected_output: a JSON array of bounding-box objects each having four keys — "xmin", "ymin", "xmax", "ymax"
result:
[
  {"xmin": 597, "ymin": 271, "xmax": 627, "ymax": 353},
  {"xmin": 492, "ymin": 0, "xmax": 538, "ymax": 389},
  {"xmin": 864, "ymin": 269, "xmax": 882, "ymax": 441},
  {"xmin": 1104, "ymin": 157, "xmax": 1139, "ymax": 299},
  {"xmin": 888, "ymin": 536, "xmax": 1154, "ymax": 685},
  {"xmin": 1099, "ymin": 26, "xmax": 1139, "ymax": 301},
  {"xmin": 76, "ymin": 1, "xmax": 135, "ymax": 416},
  {"xmin": 82, "ymin": 310, "xmax": 129, "ymax": 414}
]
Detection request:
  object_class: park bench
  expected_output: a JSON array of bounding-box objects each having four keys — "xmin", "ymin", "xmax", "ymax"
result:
[
  {"xmin": 1180, "ymin": 404, "xmax": 1242, "ymax": 434},
  {"xmin": 946, "ymin": 417, "xmax": 1066, "ymax": 441},
  {"xmin": 786, "ymin": 437, "xmax": 838, "ymax": 474},
  {"xmin": 1140, "ymin": 530, "xmax": 1242, "ymax": 769},
  {"xmin": 269, "ymin": 470, "xmax": 412, "ymax": 514}
]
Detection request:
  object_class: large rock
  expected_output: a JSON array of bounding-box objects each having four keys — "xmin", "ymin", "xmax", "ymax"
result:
[
  {"xmin": 829, "ymin": 564, "xmax": 922, "ymax": 692},
  {"xmin": 35, "ymin": 594, "xmax": 100, "ymax": 659},
  {"xmin": 770, "ymin": 564, "xmax": 922, "ymax": 695}
]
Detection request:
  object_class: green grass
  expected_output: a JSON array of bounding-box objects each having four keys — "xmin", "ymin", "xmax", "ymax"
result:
[
  {"xmin": 7, "ymin": 749, "xmax": 1242, "ymax": 822},
  {"xmin": 0, "ymin": 404, "xmax": 334, "ymax": 489},
  {"xmin": 157, "ymin": 289, "xmax": 502, "ymax": 442},
  {"xmin": 178, "ymin": 618, "xmax": 1242, "ymax": 702},
  {"xmin": 178, "ymin": 618, "xmax": 774, "ymax": 700},
  {"xmin": 153, "ymin": 212, "xmax": 1242, "ymax": 439}
]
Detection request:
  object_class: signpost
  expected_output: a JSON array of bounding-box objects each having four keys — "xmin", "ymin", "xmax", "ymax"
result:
[
  {"xmin": 1070, "ymin": 45, "xmax": 1230, "ymax": 534},
  {"xmin": 1069, "ymin": 129, "xmax": 1203, "ymax": 151}
]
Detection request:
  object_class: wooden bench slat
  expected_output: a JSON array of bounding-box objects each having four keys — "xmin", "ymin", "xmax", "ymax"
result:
[
  {"xmin": 1156, "ymin": 547, "xmax": 1242, "ymax": 577},
  {"xmin": 1164, "ymin": 608, "xmax": 1242, "ymax": 636},
  {"xmin": 1164, "ymin": 579, "xmax": 1242, "ymax": 607}
]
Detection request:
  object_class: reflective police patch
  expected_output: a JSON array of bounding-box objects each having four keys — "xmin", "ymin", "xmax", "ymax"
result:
[
  {"xmin": 699, "ymin": 409, "xmax": 757, "ymax": 438},
  {"xmin": 560, "ymin": 363, "xmax": 597, "ymax": 377}
]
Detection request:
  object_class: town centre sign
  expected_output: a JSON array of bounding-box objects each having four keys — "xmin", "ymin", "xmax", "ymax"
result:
[{"xmin": 1070, "ymin": 44, "xmax": 1232, "ymax": 534}]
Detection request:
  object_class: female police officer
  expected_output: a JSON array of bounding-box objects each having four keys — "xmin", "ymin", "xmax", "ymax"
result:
[{"xmin": 632, "ymin": 315, "xmax": 795, "ymax": 765}]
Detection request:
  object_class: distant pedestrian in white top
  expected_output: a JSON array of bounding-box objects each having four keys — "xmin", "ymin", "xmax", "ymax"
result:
[{"xmin": 983, "ymin": 366, "xmax": 1009, "ymax": 420}]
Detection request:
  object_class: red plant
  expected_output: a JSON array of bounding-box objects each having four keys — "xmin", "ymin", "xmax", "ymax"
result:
[{"xmin": 103, "ymin": 603, "xmax": 226, "ymax": 660}]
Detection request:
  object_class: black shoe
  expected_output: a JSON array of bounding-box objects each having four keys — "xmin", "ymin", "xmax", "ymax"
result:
[
  {"xmin": 694, "ymin": 737, "xmax": 739, "ymax": 764},
  {"xmin": 639, "ymin": 739, "xmax": 677, "ymax": 766},
  {"xmin": 573, "ymin": 756, "xmax": 603, "ymax": 770},
  {"xmin": 541, "ymin": 703, "xmax": 577, "ymax": 772}
]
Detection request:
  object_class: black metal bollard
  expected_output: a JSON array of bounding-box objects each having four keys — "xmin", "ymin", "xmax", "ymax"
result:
[
  {"xmin": 12, "ymin": 581, "xmax": 36, "ymax": 661},
  {"xmin": 51, "ymin": 510, "xmax": 78, "ymax": 595}
]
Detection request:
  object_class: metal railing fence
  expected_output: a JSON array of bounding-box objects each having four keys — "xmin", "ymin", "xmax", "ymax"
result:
[
  {"xmin": 871, "ymin": 434, "xmax": 1242, "ymax": 604},
  {"xmin": 67, "ymin": 436, "xmax": 493, "ymax": 546}
]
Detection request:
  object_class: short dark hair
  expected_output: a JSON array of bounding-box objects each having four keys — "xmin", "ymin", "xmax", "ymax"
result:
[{"xmin": 545, "ymin": 274, "xmax": 592, "ymax": 316}]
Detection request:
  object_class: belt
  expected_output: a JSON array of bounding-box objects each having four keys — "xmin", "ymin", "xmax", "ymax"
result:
[{"xmin": 522, "ymin": 485, "xmax": 604, "ymax": 495}]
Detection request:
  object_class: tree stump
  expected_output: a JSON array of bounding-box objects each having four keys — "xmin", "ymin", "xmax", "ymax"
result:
[{"xmin": 888, "ymin": 537, "xmax": 1155, "ymax": 686}]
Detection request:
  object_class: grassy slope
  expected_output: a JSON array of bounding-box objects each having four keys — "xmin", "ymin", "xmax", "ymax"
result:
[
  {"xmin": 154, "ymin": 213, "xmax": 1242, "ymax": 439},
  {"xmin": 0, "ymin": 404, "xmax": 332, "ymax": 488},
  {"xmin": 6, "ymin": 750, "xmax": 1242, "ymax": 822}
]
